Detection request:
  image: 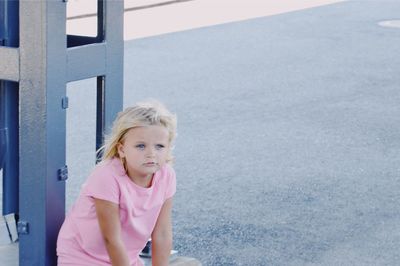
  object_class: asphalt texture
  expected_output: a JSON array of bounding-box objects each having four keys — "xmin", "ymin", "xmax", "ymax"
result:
[{"xmin": 64, "ymin": 1, "xmax": 400, "ymax": 265}]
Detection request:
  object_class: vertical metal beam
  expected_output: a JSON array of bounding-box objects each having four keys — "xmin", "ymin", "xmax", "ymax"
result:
[
  {"xmin": 15, "ymin": 0, "xmax": 123, "ymax": 264},
  {"xmin": 0, "ymin": 84, "xmax": 6, "ymax": 170},
  {"xmin": 96, "ymin": 76, "xmax": 105, "ymax": 152},
  {"xmin": 0, "ymin": 0, "xmax": 20, "ymax": 216},
  {"xmin": 102, "ymin": 0, "xmax": 124, "ymax": 136},
  {"xmin": 94, "ymin": 2, "xmax": 106, "ymax": 153},
  {"xmin": 0, "ymin": 0, "xmax": 19, "ymax": 47},
  {"xmin": 0, "ymin": 1, "xmax": 5, "ymax": 172},
  {"xmin": 0, "ymin": 81, "xmax": 19, "ymax": 216},
  {"xmin": 19, "ymin": 0, "xmax": 67, "ymax": 265},
  {"xmin": 96, "ymin": 0, "xmax": 124, "ymax": 152},
  {"xmin": 97, "ymin": 0, "xmax": 105, "ymax": 41}
]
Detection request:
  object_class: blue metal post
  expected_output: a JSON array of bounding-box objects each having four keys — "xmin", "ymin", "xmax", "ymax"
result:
[
  {"xmin": 17, "ymin": 0, "xmax": 123, "ymax": 265},
  {"xmin": 18, "ymin": 1, "xmax": 67, "ymax": 264},
  {"xmin": 0, "ymin": 0, "xmax": 19, "ymax": 216},
  {"xmin": 0, "ymin": 90, "xmax": 6, "ymax": 169},
  {"xmin": 0, "ymin": 0, "xmax": 125, "ymax": 264}
]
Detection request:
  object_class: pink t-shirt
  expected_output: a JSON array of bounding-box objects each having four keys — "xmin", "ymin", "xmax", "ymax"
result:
[{"xmin": 57, "ymin": 157, "xmax": 176, "ymax": 266}]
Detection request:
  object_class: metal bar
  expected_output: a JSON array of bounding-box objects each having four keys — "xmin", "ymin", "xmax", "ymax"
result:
[
  {"xmin": 1, "ymin": 0, "xmax": 20, "ymax": 218},
  {"xmin": 0, "ymin": 85, "xmax": 5, "ymax": 171},
  {"xmin": 0, "ymin": 129, "xmax": 5, "ymax": 170},
  {"xmin": 96, "ymin": 76, "xmax": 105, "ymax": 153},
  {"xmin": 19, "ymin": 0, "xmax": 67, "ymax": 265},
  {"xmin": 97, "ymin": 0, "xmax": 104, "ymax": 41},
  {"xmin": 0, "ymin": 0, "xmax": 19, "ymax": 48},
  {"xmin": 0, "ymin": 1, "xmax": 5, "ymax": 171},
  {"xmin": 102, "ymin": 0, "xmax": 124, "ymax": 135},
  {"xmin": 0, "ymin": 81, "xmax": 19, "ymax": 216},
  {"xmin": 15, "ymin": 0, "xmax": 123, "ymax": 264},
  {"xmin": 67, "ymin": 43, "xmax": 106, "ymax": 82},
  {"xmin": 94, "ymin": 0, "xmax": 123, "ymax": 160},
  {"xmin": 67, "ymin": 35, "xmax": 98, "ymax": 48},
  {"xmin": 0, "ymin": 47, "xmax": 19, "ymax": 82}
]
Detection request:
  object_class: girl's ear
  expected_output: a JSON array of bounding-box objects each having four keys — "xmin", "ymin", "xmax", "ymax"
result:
[{"xmin": 117, "ymin": 142, "xmax": 125, "ymax": 158}]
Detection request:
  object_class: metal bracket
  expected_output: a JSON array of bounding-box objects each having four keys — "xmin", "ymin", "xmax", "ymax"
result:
[
  {"xmin": 17, "ymin": 221, "xmax": 29, "ymax": 235},
  {"xmin": 58, "ymin": 165, "xmax": 68, "ymax": 181},
  {"xmin": 61, "ymin": 96, "xmax": 69, "ymax": 109}
]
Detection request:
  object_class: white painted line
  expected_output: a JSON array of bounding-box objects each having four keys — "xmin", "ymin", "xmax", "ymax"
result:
[
  {"xmin": 123, "ymin": 0, "xmax": 345, "ymax": 39},
  {"xmin": 378, "ymin": 20, "xmax": 400, "ymax": 29},
  {"xmin": 66, "ymin": 0, "xmax": 346, "ymax": 40}
]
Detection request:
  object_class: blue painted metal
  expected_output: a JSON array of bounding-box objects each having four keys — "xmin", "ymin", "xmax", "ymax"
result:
[
  {"xmin": 67, "ymin": 0, "xmax": 104, "ymax": 47},
  {"xmin": 0, "ymin": 133, "xmax": 5, "ymax": 169},
  {"xmin": 0, "ymin": 102, "xmax": 6, "ymax": 170},
  {"xmin": 1, "ymin": 0, "xmax": 123, "ymax": 264},
  {"xmin": 0, "ymin": 0, "xmax": 19, "ymax": 48},
  {"xmin": 16, "ymin": 0, "xmax": 122, "ymax": 265},
  {"xmin": 18, "ymin": 1, "xmax": 67, "ymax": 264},
  {"xmin": 96, "ymin": 76, "xmax": 106, "ymax": 152},
  {"xmin": 0, "ymin": 0, "xmax": 19, "ymax": 216},
  {"xmin": 0, "ymin": 82, "xmax": 19, "ymax": 216}
]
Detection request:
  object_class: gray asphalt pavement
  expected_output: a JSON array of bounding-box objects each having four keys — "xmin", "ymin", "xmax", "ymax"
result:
[
  {"xmin": 118, "ymin": 1, "xmax": 400, "ymax": 265},
  {"xmin": 2, "ymin": 0, "xmax": 400, "ymax": 265}
]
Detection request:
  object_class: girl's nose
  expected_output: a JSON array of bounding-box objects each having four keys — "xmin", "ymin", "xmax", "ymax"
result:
[{"xmin": 146, "ymin": 148, "xmax": 155, "ymax": 157}]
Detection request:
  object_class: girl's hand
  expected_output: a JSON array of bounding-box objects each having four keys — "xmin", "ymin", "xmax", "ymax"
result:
[{"xmin": 94, "ymin": 198, "xmax": 130, "ymax": 266}]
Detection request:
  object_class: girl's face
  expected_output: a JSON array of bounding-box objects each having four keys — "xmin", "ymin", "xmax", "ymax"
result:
[{"xmin": 117, "ymin": 125, "xmax": 170, "ymax": 187}]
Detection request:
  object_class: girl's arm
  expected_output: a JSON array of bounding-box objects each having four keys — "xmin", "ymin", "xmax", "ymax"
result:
[
  {"xmin": 94, "ymin": 198, "xmax": 130, "ymax": 266},
  {"xmin": 151, "ymin": 197, "xmax": 174, "ymax": 266}
]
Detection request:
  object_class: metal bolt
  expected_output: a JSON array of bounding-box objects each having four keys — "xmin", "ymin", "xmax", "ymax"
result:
[
  {"xmin": 17, "ymin": 221, "xmax": 29, "ymax": 235},
  {"xmin": 62, "ymin": 96, "xmax": 69, "ymax": 109},
  {"xmin": 58, "ymin": 165, "xmax": 68, "ymax": 181}
]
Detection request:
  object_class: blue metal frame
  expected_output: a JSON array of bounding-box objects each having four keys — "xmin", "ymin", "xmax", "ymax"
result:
[
  {"xmin": 67, "ymin": 0, "xmax": 104, "ymax": 48},
  {"xmin": 0, "ymin": 128, "xmax": 5, "ymax": 170},
  {"xmin": 0, "ymin": 81, "xmax": 19, "ymax": 216},
  {"xmin": 0, "ymin": 0, "xmax": 19, "ymax": 216},
  {"xmin": 0, "ymin": 97, "xmax": 6, "ymax": 170},
  {"xmin": 0, "ymin": 1, "xmax": 123, "ymax": 265}
]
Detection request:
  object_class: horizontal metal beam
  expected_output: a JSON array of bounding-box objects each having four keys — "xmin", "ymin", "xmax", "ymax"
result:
[
  {"xmin": 67, "ymin": 43, "xmax": 106, "ymax": 82},
  {"xmin": 0, "ymin": 47, "xmax": 19, "ymax": 82}
]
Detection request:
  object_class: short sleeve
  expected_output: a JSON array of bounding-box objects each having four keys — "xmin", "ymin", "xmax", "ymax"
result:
[
  {"xmin": 164, "ymin": 165, "xmax": 176, "ymax": 199},
  {"xmin": 84, "ymin": 167, "xmax": 120, "ymax": 204}
]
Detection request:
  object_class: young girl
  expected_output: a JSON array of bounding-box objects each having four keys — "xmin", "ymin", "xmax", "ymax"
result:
[{"xmin": 57, "ymin": 101, "xmax": 177, "ymax": 266}]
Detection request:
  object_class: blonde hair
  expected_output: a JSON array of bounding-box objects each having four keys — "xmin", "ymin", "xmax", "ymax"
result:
[{"xmin": 98, "ymin": 100, "xmax": 177, "ymax": 163}]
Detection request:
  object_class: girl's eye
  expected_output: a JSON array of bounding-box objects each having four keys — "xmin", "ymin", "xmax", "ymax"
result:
[
  {"xmin": 135, "ymin": 144, "xmax": 145, "ymax": 150},
  {"xmin": 155, "ymin": 144, "xmax": 165, "ymax": 150}
]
